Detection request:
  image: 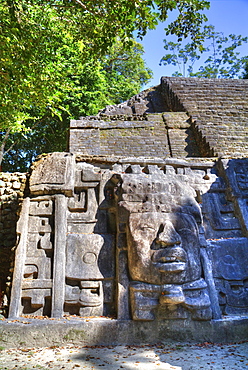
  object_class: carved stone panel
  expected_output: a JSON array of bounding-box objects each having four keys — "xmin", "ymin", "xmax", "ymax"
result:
[
  {"xmin": 9, "ymin": 196, "xmax": 55, "ymax": 317},
  {"xmin": 202, "ymin": 192, "xmax": 242, "ymax": 239},
  {"xmin": 66, "ymin": 234, "xmax": 105, "ymax": 280},
  {"xmin": 65, "ymin": 233, "xmax": 115, "ymax": 316},
  {"xmin": 207, "ymin": 238, "xmax": 248, "ymax": 315},
  {"xmin": 117, "ymin": 168, "xmax": 212, "ymax": 321},
  {"xmin": 222, "ymin": 158, "xmax": 248, "ymax": 197},
  {"xmin": 9, "ymin": 157, "xmax": 248, "ymax": 324},
  {"xmin": 220, "ymin": 158, "xmax": 248, "ymax": 236}
]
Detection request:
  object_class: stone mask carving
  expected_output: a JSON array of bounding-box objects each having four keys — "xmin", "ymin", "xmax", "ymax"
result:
[
  {"xmin": 128, "ymin": 211, "xmax": 202, "ymax": 285},
  {"xmin": 119, "ymin": 171, "xmax": 203, "ymax": 286},
  {"xmin": 118, "ymin": 169, "xmax": 212, "ymax": 320}
]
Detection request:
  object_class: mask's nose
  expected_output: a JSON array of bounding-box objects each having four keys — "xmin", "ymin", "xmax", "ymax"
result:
[{"xmin": 156, "ymin": 220, "xmax": 181, "ymax": 247}]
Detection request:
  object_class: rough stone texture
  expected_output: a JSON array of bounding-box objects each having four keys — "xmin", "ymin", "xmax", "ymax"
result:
[
  {"xmin": 207, "ymin": 237, "xmax": 248, "ymax": 316},
  {"xmin": 2, "ymin": 76, "xmax": 248, "ymax": 344},
  {"xmin": 117, "ymin": 170, "xmax": 212, "ymax": 321},
  {"xmin": 0, "ymin": 172, "xmax": 27, "ymax": 315},
  {"xmin": 161, "ymin": 77, "xmax": 248, "ymax": 158},
  {"xmin": 30, "ymin": 152, "xmax": 75, "ymax": 196},
  {"xmin": 4, "ymin": 154, "xmax": 247, "ymax": 337},
  {"xmin": 69, "ymin": 83, "xmax": 201, "ymax": 159},
  {"xmin": 1, "ymin": 316, "xmax": 248, "ymax": 348},
  {"xmin": 70, "ymin": 116, "xmax": 172, "ymax": 158},
  {"xmin": 8, "ymin": 153, "xmax": 117, "ymax": 319},
  {"xmin": 69, "ymin": 77, "xmax": 248, "ymax": 159}
]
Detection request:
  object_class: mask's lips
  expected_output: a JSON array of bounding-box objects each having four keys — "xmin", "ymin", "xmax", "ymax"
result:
[{"xmin": 152, "ymin": 246, "xmax": 187, "ymax": 272}]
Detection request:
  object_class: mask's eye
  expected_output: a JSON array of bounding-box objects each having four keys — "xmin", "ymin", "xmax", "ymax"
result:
[
  {"xmin": 139, "ymin": 225, "xmax": 155, "ymax": 232},
  {"xmin": 174, "ymin": 214, "xmax": 198, "ymax": 233}
]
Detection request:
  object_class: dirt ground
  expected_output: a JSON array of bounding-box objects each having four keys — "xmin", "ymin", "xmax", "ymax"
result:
[{"xmin": 0, "ymin": 341, "xmax": 248, "ymax": 370}]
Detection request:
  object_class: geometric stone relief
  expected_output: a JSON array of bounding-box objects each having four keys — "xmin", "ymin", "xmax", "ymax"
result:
[
  {"xmin": 201, "ymin": 190, "xmax": 242, "ymax": 240},
  {"xmin": 220, "ymin": 158, "xmax": 248, "ymax": 237},
  {"xmin": 8, "ymin": 154, "xmax": 248, "ymax": 324},
  {"xmin": 21, "ymin": 197, "xmax": 54, "ymax": 316},
  {"xmin": 65, "ymin": 233, "xmax": 115, "ymax": 317},
  {"xmin": 68, "ymin": 189, "xmax": 86, "ymax": 212},
  {"xmin": 9, "ymin": 154, "xmax": 117, "ymax": 319},
  {"xmin": 207, "ymin": 238, "xmax": 248, "ymax": 315},
  {"xmin": 67, "ymin": 162, "xmax": 101, "ymax": 234},
  {"xmin": 10, "ymin": 196, "xmax": 55, "ymax": 317}
]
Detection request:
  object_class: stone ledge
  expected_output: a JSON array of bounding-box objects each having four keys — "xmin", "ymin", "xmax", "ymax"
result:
[
  {"xmin": 0, "ymin": 316, "xmax": 247, "ymax": 348},
  {"xmin": 74, "ymin": 154, "xmax": 217, "ymax": 168}
]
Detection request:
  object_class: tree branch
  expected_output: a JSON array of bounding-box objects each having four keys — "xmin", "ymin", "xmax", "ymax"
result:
[
  {"xmin": 69, "ymin": 0, "xmax": 99, "ymax": 16},
  {"xmin": 1, "ymin": 115, "xmax": 49, "ymax": 162},
  {"xmin": 0, "ymin": 128, "xmax": 11, "ymax": 167}
]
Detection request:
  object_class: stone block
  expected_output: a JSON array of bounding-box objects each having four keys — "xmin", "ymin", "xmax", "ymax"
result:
[
  {"xmin": 30, "ymin": 153, "xmax": 75, "ymax": 196},
  {"xmin": 66, "ymin": 233, "xmax": 115, "ymax": 280},
  {"xmin": 29, "ymin": 199, "xmax": 53, "ymax": 216},
  {"xmin": 12, "ymin": 181, "xmax": 21, "ymax": 190},
  {"xmin": 82, "ymin": 168, "xmax": 101, "ymax": 182}
]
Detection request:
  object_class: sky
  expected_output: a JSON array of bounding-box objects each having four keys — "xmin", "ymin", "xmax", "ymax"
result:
[{"xmin": 140, "ymin": 0, "xmax": 248, "ymax": 89}]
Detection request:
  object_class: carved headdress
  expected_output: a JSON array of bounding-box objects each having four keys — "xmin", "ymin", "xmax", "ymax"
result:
[{"xmin": 117, "ymin": 165, "xmax": 201, "ymax": 223}]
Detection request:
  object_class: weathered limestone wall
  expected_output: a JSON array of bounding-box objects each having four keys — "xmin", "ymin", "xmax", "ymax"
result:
[
  {"xmin": 1, "ymin": 155, "xmax": 248, "ymax": 345},
  {"xmin": 1, "ymin": 76, "xmax": 248, "ymax": 345},
  {"xmin": 70, "ymin": 77, "xmax": 248, "ymax": 159},
  {"xmin": 0, "ymin": 172, "xmax": 27, "ymax": 314},
  {"xmin": 70, "ymin": 112, "xmax": 202, "ymax": 158},
  {"xmin": 6, "ymin": 154, "xmax": 248, "ymax": 322},
  {"xmin": 70, "ymin": 114, "xmax": 171, "ymax": 157},
  {"xmin": 161, "ymin": 77, "xmax": 248, "ymax": 158}
]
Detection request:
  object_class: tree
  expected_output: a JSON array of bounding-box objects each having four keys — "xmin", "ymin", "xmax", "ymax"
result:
[
  {"xmin": 0, "ymin": 0, "xmax": 210, "ymax": 170},
  {"xmin": 2, "ymin": 39, "xmax": 152, "ymax": 172},
  {"xmin": 243, "ymin": 61, "xmax": 248, "ymax": 79},
  {"xmin": 160, "ymin": 25, "xmax": 248, "ymax": 78}
]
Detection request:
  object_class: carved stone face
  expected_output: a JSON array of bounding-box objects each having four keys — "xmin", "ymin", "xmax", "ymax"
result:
[{"xmin": 127, "ymin": 209, "xmax": 202, "ymax": 285}]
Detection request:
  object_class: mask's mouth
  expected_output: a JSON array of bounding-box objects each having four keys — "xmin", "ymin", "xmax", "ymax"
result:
[{"xmin": 152, "ymin": 246, "xmax": 187, "ymax": 272}]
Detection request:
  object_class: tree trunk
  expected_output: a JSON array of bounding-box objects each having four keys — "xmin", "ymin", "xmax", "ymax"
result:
[{"xmin": 0, "ymin": 128, "xmax": 11, "ymax": 170}]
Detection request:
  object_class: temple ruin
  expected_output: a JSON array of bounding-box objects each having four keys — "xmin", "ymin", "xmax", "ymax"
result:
[{"xmin": 1, "ymin": 77, "xmax": 248, "ymax": 346}]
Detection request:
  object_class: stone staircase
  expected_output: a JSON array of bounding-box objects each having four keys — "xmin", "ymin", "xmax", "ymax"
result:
[
  {"xmin": 70, "ymin": 77, "xmax": 248, "ymax": 159},
  {"xmin": 162, "ymin": 77, "xmax": 248, "ymax": 158}
]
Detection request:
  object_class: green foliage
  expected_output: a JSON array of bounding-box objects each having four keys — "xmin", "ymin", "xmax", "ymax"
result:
[
  {"xmin": 102, "ymin": 40, "xmax": 153, "ymax": 103},
  {"xmin": 0, "ymin": 0, "xmax": 210, "ymax": 170},
  {"xmin": 160, "ymin": 25, "xmax": 248, "ymax": 79},
  {"xmin": 161, "ymin": 0, "xmax": 209, "ymax": 46},
  {"xmin": 243, "ymin": 61, "xmax": 248, "ymax": 79},
  {"xmin": 2, "ymin": 39, "xmax": 152, "ymax": 171}
]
